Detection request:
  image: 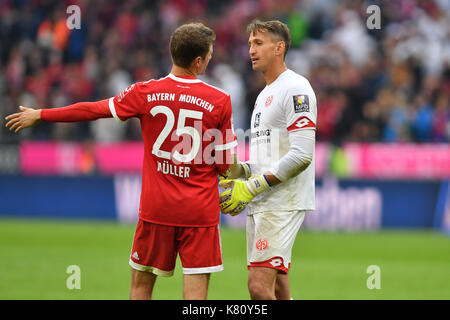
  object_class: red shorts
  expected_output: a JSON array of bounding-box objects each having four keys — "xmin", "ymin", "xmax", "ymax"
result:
[{"xmin": 129, "ymin": 219, "xmax": 223, "ymax": 277}]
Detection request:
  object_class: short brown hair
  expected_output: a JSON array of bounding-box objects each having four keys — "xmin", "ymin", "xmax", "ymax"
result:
[
  {"xmin": 246, "ymin": 19, "xmax": 291, "ymax": 58},
  {"xmin": 170, "ymin": 22, "xmax": 216, "ymax": 68}
]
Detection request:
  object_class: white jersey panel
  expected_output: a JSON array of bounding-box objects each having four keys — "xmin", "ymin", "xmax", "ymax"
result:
[{"xmin": 247, "ymin": 69, "xmax": 316, "ymax": 214}]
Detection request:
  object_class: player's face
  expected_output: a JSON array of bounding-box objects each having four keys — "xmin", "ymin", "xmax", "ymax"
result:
[
  {"xmin": 198, "ymin": 45, "xmax": 213, "ymax": 75},
  {"xmin": 248, "ymin": 31, "xmax": 277, "ymax": 72}
]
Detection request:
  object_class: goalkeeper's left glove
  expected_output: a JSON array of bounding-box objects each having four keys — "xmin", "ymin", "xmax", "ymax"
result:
[
  {"xmin": 219, "ymin": 161, "xmax": 251, "ymax": 180},
  {"xmin": 219, "ymin": 175, "xmax": 270, "ymax": 216}
]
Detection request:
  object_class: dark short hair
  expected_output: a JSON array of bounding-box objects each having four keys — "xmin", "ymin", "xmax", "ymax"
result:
[
  {"xmin": 170, "ymin": 22, "xmax": 216, "ymax": 68},
  {"xmin": 246, "ymin": 19, "xmax": 291, "ymax": 58}
]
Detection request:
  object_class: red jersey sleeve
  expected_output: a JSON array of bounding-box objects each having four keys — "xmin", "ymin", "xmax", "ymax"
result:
[
  {"xmin": 215, "ymin": 96, "xmax": 237, "ymax": 152},
  {"xmin": 214, "ymin": 95, "xmax": 237, "ymax": 173},
  {"xmin": 108, "ymin": 82, "xmax": 147, "ymax": 121},
  {"xmin": 41, "ymin": 99, "xmax": 110, "ymax": 122}
]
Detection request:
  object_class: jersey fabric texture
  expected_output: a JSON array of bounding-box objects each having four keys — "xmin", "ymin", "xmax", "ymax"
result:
[
  {"xmin": 247, "ymin": 69, "xmax": 317, "ymax": 215},
  {"xmin": 110, "ymin": 73, "xmax": 237, "ymax": 227}
]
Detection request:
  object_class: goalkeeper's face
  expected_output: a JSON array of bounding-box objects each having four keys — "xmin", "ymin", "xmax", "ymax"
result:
[{"xmin": 248, "ymin": 30, "xmax": 278, "ymax": 72}]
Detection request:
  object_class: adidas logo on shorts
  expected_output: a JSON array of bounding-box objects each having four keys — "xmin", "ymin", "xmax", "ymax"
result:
[{"xmin": 132, "ymin": 251, "xmax": 140, "ymax": 261}]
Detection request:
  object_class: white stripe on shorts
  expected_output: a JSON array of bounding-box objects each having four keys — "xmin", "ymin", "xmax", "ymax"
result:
[
  {"xmin": 129, "ymin": 259, "xmax": 174, "ymax": 277},
  {"xmin": 182, "ymin": 264, "xmax": 224, "ymax": 275}
]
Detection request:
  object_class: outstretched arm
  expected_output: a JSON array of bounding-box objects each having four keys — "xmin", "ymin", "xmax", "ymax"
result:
[
  {"xmin": 5, "ymin": 99, "xmax": 111, "ymax": 133},
  {"xmin": 5, "ymin": 106, "xmax": 42, "ymax": 133}
]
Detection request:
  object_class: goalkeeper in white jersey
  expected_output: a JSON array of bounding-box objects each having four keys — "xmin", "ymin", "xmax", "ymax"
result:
[{"xmin": 219, "ymin": 20, "xmax": 317, "ymax": 300}]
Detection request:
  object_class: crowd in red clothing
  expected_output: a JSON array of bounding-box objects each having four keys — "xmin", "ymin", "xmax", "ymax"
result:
[{"xmin": 0, "ymin": 0, "xmax": 448, "ymax": 144}]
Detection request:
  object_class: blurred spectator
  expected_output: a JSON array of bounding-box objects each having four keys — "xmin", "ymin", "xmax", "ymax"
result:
[
  {"xmin": 432, "ymin": 93, "xmax": 450, "ymax": 141},
  {"xmin": 411, "ymin": 94, "xmax": 434, "ymax": 142},
  {"xmin": 210, "ymin": 63, "xmax": 247, "ymax": 130},
  {"xmin": 382, "ymin": 89, "xmax": 412, "ymax": 142}
]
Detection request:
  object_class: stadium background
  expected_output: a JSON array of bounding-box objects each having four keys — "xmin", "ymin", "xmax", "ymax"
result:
[{"xmin": 0, "ymin": 0, "xmax": 449, "ymax": 300}]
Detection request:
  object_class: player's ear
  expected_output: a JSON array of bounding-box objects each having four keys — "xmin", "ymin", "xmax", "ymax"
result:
[
  {"xmin": 189, "ymin": 56, "xmax": 202, "ymax": 73},
  {"xmin": 275, "ymin": 41, "xmax": 285, "ymax": 57},
  {"xmin": 194, "ymin": 56, "xmax": 202, "ymax": 67}
]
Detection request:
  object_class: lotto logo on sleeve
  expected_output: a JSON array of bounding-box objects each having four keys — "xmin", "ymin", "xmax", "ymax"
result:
[
  {"xmin": 287, "ymin": 115, "xmax": 316, "ymax": 131},
  {"xmin": 293, "ymin": 94, "xmax": 309, "ymax": 113}
]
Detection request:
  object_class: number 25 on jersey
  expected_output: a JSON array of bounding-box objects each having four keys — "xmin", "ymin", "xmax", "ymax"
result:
[{"xmin": 150, "ymin": 105, "xmax": 203, "ymax": 163}]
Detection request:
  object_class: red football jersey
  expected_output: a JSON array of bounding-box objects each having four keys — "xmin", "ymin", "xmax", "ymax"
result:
[{"xmin": 109, "ymin": 73, "xmax": 237, "ymax": 227}]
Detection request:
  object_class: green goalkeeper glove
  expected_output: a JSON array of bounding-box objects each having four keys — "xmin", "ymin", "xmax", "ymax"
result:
[{"xmin": 219, "ymin": 174, "xmax": 270, "ymax": 216}]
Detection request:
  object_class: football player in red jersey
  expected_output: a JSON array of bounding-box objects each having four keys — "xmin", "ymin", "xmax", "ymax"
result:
[{"xmin": 5, "ymin": 23, "xmax": 236, "ymax": 300}]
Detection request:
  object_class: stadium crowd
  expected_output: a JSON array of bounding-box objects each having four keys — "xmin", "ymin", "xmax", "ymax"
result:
[{"xmin": 0, "ymin": 0, "xmax": 449, "ymax": 144}]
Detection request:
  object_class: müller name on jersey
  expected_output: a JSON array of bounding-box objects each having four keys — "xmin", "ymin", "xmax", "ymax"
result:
[
  {"xmin": 147, "ymin": 92, "xmax": 215, "ymax": 113},
  {"xmin": 157, "ymin": 160, "xmax": 191, "ymax": 178}
]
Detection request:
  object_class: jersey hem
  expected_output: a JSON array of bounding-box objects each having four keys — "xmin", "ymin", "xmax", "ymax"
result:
[{"xmin": 138, "ymin": 215, "xmax": 220, "ymax": 228}]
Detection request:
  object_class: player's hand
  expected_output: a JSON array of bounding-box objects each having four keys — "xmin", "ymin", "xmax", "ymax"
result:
[
  {"xmin": 219, "ymin": 174, "xmax": 270, "ymax": 216},
  {"xmin": 5, "ymin": 106, "xmax": 41, "ymax": 133},
  {"xmin": 219, "ymin": 168, "xmax": 231, "ymax": 181},
  {"xmin": 220, "ymin": 162, "xmax": 252, "ymax": 180}
]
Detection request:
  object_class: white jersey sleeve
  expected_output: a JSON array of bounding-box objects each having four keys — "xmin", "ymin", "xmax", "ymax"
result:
[
  {"xmin": 270, "ymin": 129, "xmax": 315, "ymax": 182},
  {"xmin": 283, "ymin": 85, "xmax": 317, "ymax": 133}
]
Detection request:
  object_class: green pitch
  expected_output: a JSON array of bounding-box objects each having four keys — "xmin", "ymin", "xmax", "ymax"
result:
[{"xmin": 0, "ymin": 219, "xmax": 449, "ymax": 300}]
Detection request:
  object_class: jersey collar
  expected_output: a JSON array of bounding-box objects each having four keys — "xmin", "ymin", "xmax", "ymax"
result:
[
  {"xmin": 168, "ymin": 73, "xmax": 202, "ymax": 83},
  {"xmin": 267, "ymin": 69, "xmax": 290, "ymax": 87}
]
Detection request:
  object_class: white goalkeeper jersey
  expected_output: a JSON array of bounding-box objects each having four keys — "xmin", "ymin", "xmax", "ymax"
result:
[{"xmin": 247, "ymin": 69, "xmax": 316, "ymax": 215}]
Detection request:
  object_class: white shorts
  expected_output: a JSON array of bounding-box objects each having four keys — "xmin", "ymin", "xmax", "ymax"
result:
[{"xmin": 246, "ymin": 210, "xmax": 306, "ymax": 274}]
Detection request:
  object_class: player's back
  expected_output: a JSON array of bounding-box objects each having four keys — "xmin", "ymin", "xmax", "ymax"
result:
[{"xmin": 111, "ymin": 73, "xmax": 236, "ymax": 227}]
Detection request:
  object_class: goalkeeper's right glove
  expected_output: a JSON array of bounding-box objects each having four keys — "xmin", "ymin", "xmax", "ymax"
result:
[{"xmin": 219, "ymin": 174, "xmax": 270, "ymax": 216}]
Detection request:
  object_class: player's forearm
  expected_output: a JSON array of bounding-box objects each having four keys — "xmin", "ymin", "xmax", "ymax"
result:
[
  {"xmin": 264, "ymin": 157, "xmax": 310, "ymax": 187},
  {"xmin": 262, "ymin": 172, "xmax": 282, "ymax": 186},
  {"xmin": 41, "ymin": 99, "xmax": 111, "ymax": 122},
  {"xmin": 267, "ymin": 130, "xmax": 315, "ymax": 182}
]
